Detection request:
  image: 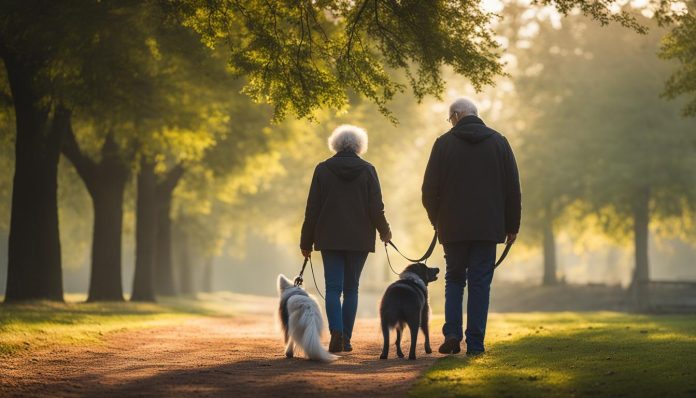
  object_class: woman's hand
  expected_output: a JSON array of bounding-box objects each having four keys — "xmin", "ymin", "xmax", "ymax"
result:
[
  {"xmin": 380, "ymin": 230, "xmax": 392, "ymax": 243},
  {"xmin": 301, "ymin": 249, "xmax": 312, "ymax": 258}
]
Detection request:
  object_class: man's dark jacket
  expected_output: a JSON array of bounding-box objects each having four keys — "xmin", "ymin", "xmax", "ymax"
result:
[
  {"xmin": 422, "ymin": 115, "xmax": 521, "ymax": 244},
  {"xmin": 300, "ymin": 151, "xmax": 390, "ymax": 252}
]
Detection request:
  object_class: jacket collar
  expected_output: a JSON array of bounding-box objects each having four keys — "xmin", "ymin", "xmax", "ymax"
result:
[
  {"xmin": 333, "ymin": 150, "xmax": 360, "ymax": 158},
  {"xmin": 454, "ymin": 115, "xmax": 485, "ymax": 128}
]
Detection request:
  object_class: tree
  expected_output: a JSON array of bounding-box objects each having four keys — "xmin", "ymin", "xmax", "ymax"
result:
[
  {"xmin": 503, "ymin": 7, "xmax": 589, "ymax": 285},
  {"xmin": 57, "ymin": 2, "xmax": 229, "ymax": 301},
  {"xmin": 0, "ymin": 1, "xmax": 150, "ymax": 301},
  {"xmin": 62, "ymin": 121, "xmax": 131, "ymax": 301},
  {"xmin": 512, "ymin": 11, "xmax": 696, "ymax": 306}
]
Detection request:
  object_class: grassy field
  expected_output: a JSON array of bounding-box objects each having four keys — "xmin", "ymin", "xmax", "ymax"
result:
[
  {"xmin": 0, "ymin": 292, "xmax": 270, "ymax": 357},
  {"xmin": 411, "ymin": 312, "xmax": 696, "ymax": 397}
]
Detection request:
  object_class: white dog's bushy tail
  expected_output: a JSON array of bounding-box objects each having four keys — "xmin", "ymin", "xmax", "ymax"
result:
[{"xmin": 287, "ymin": 295, "xmax": 338, "ymax": 362}]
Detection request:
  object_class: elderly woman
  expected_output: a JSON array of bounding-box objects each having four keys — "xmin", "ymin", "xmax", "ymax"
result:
[{"xmin": 300, "ymin": 124, "xmax": 392, "ymax": 353}]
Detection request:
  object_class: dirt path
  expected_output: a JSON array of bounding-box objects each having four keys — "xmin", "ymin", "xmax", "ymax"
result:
[{"xmin": 0, "ymin": 311, "xmax": 439, "ymax": 397}]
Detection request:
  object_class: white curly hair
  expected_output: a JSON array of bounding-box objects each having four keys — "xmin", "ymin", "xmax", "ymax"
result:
[{"xmin": 327, "ymin": 124, "xmax": 368, "ymax": 154}]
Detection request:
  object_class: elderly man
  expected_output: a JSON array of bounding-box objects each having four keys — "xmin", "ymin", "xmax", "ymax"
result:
[{"xmin": 422, "ymin": 98, "xmax": 521, "ymax": 355}]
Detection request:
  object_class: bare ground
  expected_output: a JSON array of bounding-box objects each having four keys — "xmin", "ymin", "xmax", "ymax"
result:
[{"xmin": 0, "ymin": 312, "xmax": 439, "ymax": 397}]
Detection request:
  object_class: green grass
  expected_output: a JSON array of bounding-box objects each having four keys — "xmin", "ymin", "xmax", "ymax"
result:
[
  {"xmin": 411, "ymin": 312, "xmax": 696, "ymax": 398},
  {"xmin": 0, "ymin": 292, "xmax": 264, "ymax": 357}
]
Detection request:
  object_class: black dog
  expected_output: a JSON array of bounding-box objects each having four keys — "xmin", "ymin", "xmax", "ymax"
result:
[{"xmin": 379, "ymin": 263, "xmax": 439, "ymax": 360}]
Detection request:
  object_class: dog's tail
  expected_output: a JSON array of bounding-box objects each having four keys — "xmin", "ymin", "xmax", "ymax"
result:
[{"xmin": 287, "ymin": 295, "xmax": 338, "ymax": 362}]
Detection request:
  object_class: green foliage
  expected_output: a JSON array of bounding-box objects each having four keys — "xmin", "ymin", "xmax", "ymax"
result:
[
  {"xmin": 660, "ymin": 2, "xmax": 696, "ymax": 117},
  {"xmin": 174, "ymin": 0, "xmax": 612, "ymax": 121},
  {"xmin": 508, "ymin": 9, "xmax": 696, "ymax": 244},
  {"xmin": 175, "ymin": 0, "xmax": 504, "ymax": 121},
  {"xmin": 412, "ymin": 312, "xmax": 696, "ymax": 397},
  {"xmin": 535, "ymin": 0, "xmax": 649, "ymax": 32}
]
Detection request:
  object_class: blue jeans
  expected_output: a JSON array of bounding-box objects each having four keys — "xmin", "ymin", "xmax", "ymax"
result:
[
  {"xmin": 442, "ymin": 241, "xmax": 496, "ymax": 352},
  {"xmin": 320, "ymin": 250, "xmax": 368, "ymax": 339}
]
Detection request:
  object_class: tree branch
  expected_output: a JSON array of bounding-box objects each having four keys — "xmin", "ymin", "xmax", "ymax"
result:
[
  {"xmin": 343, "ymin": 0, "xmax": 370, "ymax": 60},
  {"xmin": 158, "ymin": 163, "xmax": 185, "ymax": 195},
  {"xmin": 61, "ymin": 109, "xmax": 98, "ymax": 189}
]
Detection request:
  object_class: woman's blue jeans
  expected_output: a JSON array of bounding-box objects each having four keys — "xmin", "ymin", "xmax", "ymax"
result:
[{"xmin": 320, "ymin": 250, "xmax": 368, "ymax": 339}]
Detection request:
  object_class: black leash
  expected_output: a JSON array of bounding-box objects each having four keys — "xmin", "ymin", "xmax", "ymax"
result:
[
  {"xmin": 386, "ymin": 232, "xmax": 438, "ymax": 264},
  {"xmin": 494, "ymin": 240, "xmax": 514, "ymax": 269},
  {"xmin": 294, "ymin": 256, "xmax": 325, "ymax": 300},
  {"xmin": 383, "ymin": 243, "xmax": 401, "ymax": 276},
  {"xmin": 384, "ymin": 231, "xmax": 438, "ymax": 276},
  {"xmin": 385, "ymin": 231, "xmax": 514, "ymax": 272}
]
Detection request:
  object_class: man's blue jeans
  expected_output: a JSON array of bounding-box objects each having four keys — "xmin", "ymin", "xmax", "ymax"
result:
[
  {"xmin": 320, "ymin": 250, "xmax": 368, "ymax": 339},
  {"xmin": 442, "ymin": 241, "xmax": 496, "ymax": 352}
]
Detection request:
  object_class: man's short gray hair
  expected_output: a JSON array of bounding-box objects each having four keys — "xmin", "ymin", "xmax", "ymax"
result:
[
  {"xmin": 449, "ymin": 98, "xmax": 478, "ymax": 117},
  {"xmin": 328, "ymin": 124, "xmax": 368, "ymax": 154}
]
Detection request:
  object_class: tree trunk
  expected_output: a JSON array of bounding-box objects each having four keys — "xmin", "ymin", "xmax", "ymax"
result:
[
  {"xmin": 86, "ymin": 175, "xmax": 127, "ymax": 301},
  {"xmin": 0, "ymin": 230, "xmax": 8, "ymax": 297},
  {"xmin": 631, "ymin": 186, "xmax": 651, "ymax": 311},
  {"xmin": 201, "ymin": 257, "xmax": 213, "ymax": 293},
  {"xmin": 154, "ymin": 166, "xmax": 184, "ymax": 296},
  {"xmin": 131, "ymin": 160, "xmax": 157, "ymax": 302},
  {"xmin": 3, "ymin": 53, "xmax": 65, "ymax": 301},
  {"xmin": 542, "ymin": 215, "xmax": 558, "ymax": 286},
  {"xmin": 176, "ymin": 225, "xmax": 194, "ymax": 296},
  {"xmin": 155, "ymin": 191, "xmax": 176, "ymax": 296},
  {"xmin": 63, "ymin": 125, "xmax": 129, "ymax": 302}
]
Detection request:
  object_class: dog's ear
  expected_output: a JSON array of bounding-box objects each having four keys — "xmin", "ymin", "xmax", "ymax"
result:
[{"xmin": 277, "ymin": 274, "xmax": 293, "ymax": 292}]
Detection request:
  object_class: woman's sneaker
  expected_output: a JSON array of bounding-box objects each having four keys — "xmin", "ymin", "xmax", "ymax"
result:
[
  {"xmin": 343, "ymin": 334, "xmax": 353, "ymax": 352},
  {"xmin": 329, "ymin": 330, "xmax": 344, "ymax": 353}
]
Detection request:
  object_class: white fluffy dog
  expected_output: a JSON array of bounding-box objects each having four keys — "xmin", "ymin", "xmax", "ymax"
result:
[{"xmin": 277, "ymin": 274, "xmax": 337, "ymax": 362}]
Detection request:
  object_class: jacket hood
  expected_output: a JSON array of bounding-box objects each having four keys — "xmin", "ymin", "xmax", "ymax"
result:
[
  {"xmin": 324, "ymin": 151, "xmax": 368, "ymax": 181},
  {"xmin": 450, "ymin": 115, "xmax": 494, "ymax": 144}
]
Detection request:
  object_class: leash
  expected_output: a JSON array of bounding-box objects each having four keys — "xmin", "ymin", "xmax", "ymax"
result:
[
  {"xmin": 294, "ymin": 256, "xmax": 325, "ymax": 300},
  {"xmin": 494, "ymin": 240, "xmax": 513, "ymax": 269},
  {"xmin": 385, "ymin": 231, "xmax": 514, "ymax": 271},
  {"xmin": 384, "ymin": 231, "xmax": 439, "ymax": 276},
  {"xmin": 383, "ymin": 243, "xmax": 401, "ymax": 276},
  {"xmin": 386, "ymin": 231, "xmax": 438, "ymax": 264}
]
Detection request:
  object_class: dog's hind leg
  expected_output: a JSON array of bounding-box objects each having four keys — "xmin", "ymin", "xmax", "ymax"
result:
[
  {"xmin": 285, "ymin": 340, "xmax": 294, "ymax": 358},
  {"xmin": 380, "ymin": 322, "xmax": 390, "ymax": 359},
  {"xmin": 421, "ymin": 306, "xmax": 432, "ymax": 354},
  {"xmin": 407, "ymin": 316, "xmax": 420, "ymax": 360},
  {"xmin": 395, "ymin": 326, "xmax": 404, "ymax": 358}
]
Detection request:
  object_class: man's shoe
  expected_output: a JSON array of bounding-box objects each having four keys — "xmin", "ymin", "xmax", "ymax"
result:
[
  {"xmin": 329, "ymin": 330, "xmax": 343, "ymax": 353},
  {"xmin": 466, "ymin": 350, "xmax": 485, "ymax": 357},
  {"xmin": 343, "ymin": 334, "xmax": 353, "ymax": 352},
  {"xmin": 438, "ymin": 336, "xmax": 461, "ymax": 354}
]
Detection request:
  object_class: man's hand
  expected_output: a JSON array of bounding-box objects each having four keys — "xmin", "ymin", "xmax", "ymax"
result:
[
  {"xmin": 380, "ymin": 230, "xmax": 392, "ymax": 243},
  {"xmin": 301, "ymin": 249, "xmax": 312, "ymax": 258},
  {"xmin": 506, "ymin": 233, "xmax": 517, "ymax": 245}
]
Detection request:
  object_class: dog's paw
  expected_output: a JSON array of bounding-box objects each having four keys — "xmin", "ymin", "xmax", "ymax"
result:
[
  {"xmin": 379, "ymin": 353, "xmax": 388, "ymax": 360},
  {"xmin": 397, "ymin": 352, "xmax": 404, "ymax": 358},
  {"xmin": 285, "ymin": 352, "xmax": 293, "ymax": 359},
  {"xmin": 425, "ymin": 347, "xmax": 433, "ymax": 354},
  {"xmin": 408, "ymin": 354, "xmax": 417, "ymax": 360}
]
